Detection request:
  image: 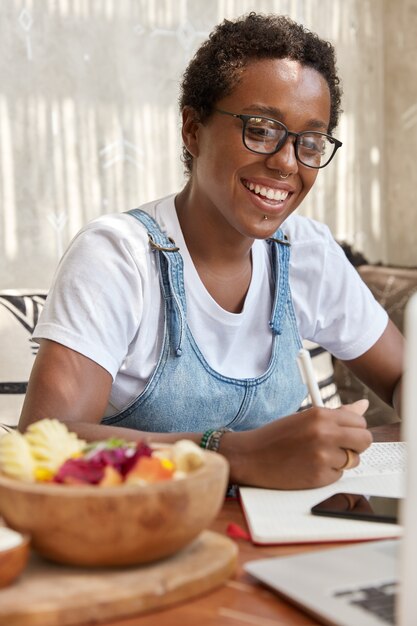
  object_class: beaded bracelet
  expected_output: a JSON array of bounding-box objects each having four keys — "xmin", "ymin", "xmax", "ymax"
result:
[
  {"xmin": 200, "ymin": 429, "xmax": 215, "ymax": 450},
  {"xmin": 200, "ymin": 427, "xmax": 232, "ymax": 453}
]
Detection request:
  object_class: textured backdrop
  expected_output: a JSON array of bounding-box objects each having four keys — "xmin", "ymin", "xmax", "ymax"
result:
[{"xmin": 1, "ymin": 0, "xmax": 416, "ymax": 289}]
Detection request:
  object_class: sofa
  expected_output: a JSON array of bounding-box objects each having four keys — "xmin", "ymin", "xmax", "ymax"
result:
[{"xmin": 1, "ymin": 264, "xmax": 416, "ymax": 429}]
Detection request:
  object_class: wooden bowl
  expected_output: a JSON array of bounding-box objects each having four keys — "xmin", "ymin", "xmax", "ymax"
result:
[
  {"xmin": 0, "ymin": 451, "xmax": 228, "ymax": 567},
  {"xmin": 0, "ymin": 528, "xmax": 29, "ymax": 588}
]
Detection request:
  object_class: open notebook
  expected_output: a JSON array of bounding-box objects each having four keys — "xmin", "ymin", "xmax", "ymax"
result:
[{"xmin": 239, "ymin": 441, "xmax": 405, "ymax": 545}]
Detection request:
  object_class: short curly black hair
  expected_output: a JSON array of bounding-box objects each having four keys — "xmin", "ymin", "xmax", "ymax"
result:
[{"xmin": 179, "ymin": 12, "xmax": 342, "ymax": 174}]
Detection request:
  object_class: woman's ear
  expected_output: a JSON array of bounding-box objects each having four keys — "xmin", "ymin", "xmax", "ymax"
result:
[{"xmin": 181, "ymin": 106, "xmax": 201, "ymax": 159}]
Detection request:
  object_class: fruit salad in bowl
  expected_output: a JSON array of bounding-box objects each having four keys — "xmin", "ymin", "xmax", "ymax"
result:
[{"xmin": 0, "ymin": 420, "xmax": 229, "ymax": 567}]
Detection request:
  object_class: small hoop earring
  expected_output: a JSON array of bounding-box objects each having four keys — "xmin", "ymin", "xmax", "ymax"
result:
[{"xmin": 278, "ymin": 171, "xmax": 290, "ymax": 179}]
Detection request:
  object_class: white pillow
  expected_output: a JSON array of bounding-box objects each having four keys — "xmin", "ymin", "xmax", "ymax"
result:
[{"xmin": 0, "ymin": 290, "xmax": 48, "ymax": 426}]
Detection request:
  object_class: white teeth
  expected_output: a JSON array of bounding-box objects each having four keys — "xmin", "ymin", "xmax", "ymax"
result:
[{"xmin": 244, "ymin": 180, "xmax": 288, "ymax": 202}]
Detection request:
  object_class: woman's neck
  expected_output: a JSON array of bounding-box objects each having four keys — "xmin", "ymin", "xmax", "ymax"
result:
[{"xmin": 175, "ymin": 183, "xmax": 254, "ymax": 313}]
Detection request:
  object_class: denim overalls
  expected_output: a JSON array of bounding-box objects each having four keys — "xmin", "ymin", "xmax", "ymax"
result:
[{"xmin": 101, "ymin": 209, "xmax": 307, "ymax": 432}]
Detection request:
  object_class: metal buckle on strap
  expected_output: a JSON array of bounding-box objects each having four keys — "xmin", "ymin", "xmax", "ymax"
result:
[
  {"xmin": 268, "ymin": 234, "xmax": 291, "ymax": 246},
  {"xmin": 148, "ymin": 234, "xmax": 179, "ymax": 252}
]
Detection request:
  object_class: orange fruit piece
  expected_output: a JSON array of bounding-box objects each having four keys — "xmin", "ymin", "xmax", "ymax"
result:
[
  {"xmin": 126, "ymin": 456, "xmax": 174, "ymax": 483},
  {"xmin": 99, "ymin": 465, "xmax": 123, "ymax": 487}
]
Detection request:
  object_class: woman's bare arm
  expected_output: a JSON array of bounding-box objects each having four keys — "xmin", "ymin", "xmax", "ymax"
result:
[
  {"xmin": 19, "ymin": 339, "xmax": 113, "ymax": 429},
  {"xmin": 18, "ymin": 339, "xmax": 201, "ymax": 445}
]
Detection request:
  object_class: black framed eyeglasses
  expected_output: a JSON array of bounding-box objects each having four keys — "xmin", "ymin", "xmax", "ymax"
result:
[{"xmin": 214, "ymin": 108, "xmax": 342, "ymax": 169}]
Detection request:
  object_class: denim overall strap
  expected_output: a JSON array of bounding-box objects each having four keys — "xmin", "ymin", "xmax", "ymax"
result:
[
  {"xmin": 267, "ymin": 229, "xmax": 291, "ymax": 335},
  {"xmin": 103, "ymin": 210, "xmax": 307, "ymax": 432},
  {"xmin": 127, "ymin": 209, "xmax": 186, "ymax": 356}
]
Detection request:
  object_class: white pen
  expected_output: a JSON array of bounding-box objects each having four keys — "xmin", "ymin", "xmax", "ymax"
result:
[{"xmin": 296, "ymin": 348, "xmax": 324, "ymax": 407}]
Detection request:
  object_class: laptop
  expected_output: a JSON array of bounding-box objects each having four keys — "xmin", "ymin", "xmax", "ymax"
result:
[{"xmin": 244, "ymin": 292, "xmax": 417, "ymax": 626}]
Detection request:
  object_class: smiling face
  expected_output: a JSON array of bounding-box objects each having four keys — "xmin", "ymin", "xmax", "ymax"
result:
[{"xmin": 181, "ymin": 58, "xmax": 332, "ymax": 242}]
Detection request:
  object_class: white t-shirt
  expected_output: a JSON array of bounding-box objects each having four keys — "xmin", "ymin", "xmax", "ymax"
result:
[{"xmin": 34, "ymin": 194, "xmax": 388, "ymax": 417}]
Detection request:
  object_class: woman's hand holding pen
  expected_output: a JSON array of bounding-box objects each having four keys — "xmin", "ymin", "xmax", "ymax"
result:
[
  {"xmin": 218, "ymin": 348, "xmax": 372, "ymax": 490},
  {"xmin": 219, "ymin": 399, "xmax": 372, "ymax": 490}
]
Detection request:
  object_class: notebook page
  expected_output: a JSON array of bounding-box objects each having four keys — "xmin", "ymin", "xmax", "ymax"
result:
[
  {"xmin": 239, "ymin": 442, "xmax": 405, "ymax": 545},
  {"xmin": 346, "ymin": 442, "xmax": 406, "ymax": 476}
]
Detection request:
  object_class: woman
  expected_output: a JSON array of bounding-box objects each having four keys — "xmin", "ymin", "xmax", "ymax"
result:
[{"xmin": 19, "ymin": 13, "xmax": 403, "ymax": 489}]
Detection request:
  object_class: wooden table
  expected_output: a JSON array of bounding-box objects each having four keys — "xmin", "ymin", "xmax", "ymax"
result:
[{"xmin": 104, "ymin": 423, "xmax": 402, "ymax": 626}]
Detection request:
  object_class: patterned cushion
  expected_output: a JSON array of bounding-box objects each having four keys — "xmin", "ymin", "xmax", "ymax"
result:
[
  {"xmin": 300, "ymin": 340, "xmax": 342, "ymax": 410},
  {"xmin": 0, "ymin": 290, "xmax": 47, "ymax": 426},
  {"xmin": 357, "ymin": 265, "xmax": 417, "ymax": 333}
]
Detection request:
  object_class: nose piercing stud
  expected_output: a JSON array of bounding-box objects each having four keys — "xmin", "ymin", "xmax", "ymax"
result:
[{"xmin": 263, "ymin": 215, "xmax": 268, "ymax": 220}]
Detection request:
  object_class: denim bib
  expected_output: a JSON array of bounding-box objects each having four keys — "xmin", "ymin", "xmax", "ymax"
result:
[{"xmin": 101, "ymin": 209, "xmax": 307, "ymax": 432}]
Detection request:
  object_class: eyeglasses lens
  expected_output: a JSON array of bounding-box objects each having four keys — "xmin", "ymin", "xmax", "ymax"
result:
[
  {"xmin": 243, "ymin": 116, "xmax": 335, "ymax": 168},
  {"xmin": 244, "ymin": 117, "xmax": 287, "ymax": 153},
  {"xmin": 297, "ymin": 133, "xmax": 333, "ymax": 168}
]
